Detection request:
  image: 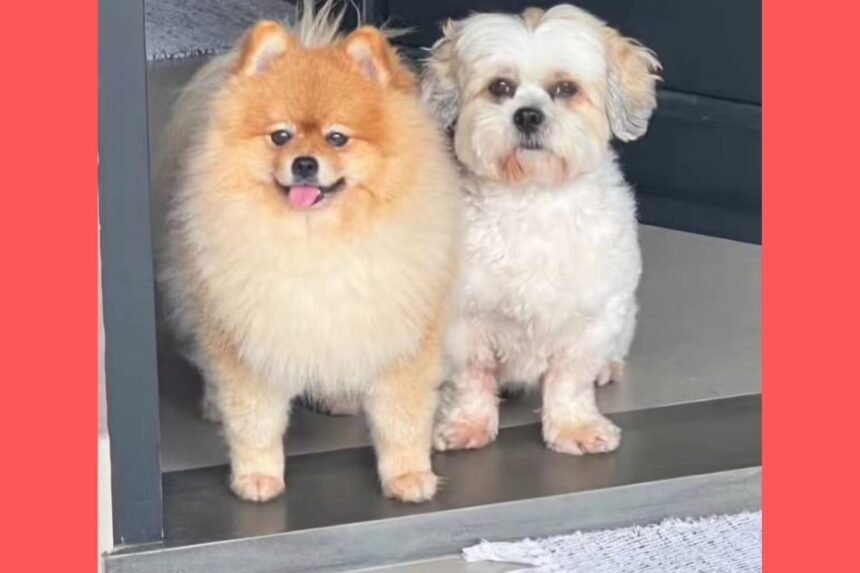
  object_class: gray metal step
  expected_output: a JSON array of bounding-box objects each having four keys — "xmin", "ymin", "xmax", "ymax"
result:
[
  {"xmin": 106, "ymin": 395, "xmax": 761, "ymax": 573},
  {"xmin": 354, "ymin": 556, "xmax": 516, "ymax": 573}
]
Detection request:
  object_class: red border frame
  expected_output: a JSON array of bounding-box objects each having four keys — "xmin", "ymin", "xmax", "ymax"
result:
[
  {"xmin": 763, "ymin": 0, "xmax": 859, "ymax": 571},
  {"xmin": 2, "ymin": 2, "xmax": 96, "ymax": 572},
  {"xmin": 5, "ymin": 0, "xmax": 859, "ymax": 570}
]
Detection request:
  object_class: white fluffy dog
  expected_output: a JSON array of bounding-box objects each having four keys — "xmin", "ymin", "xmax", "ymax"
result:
[{"xmin": 422, "ymin": 4, "xmax": 661, "ymax": 454}]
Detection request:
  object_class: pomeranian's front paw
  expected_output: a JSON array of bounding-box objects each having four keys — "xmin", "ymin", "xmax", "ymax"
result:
[
  {"xmin": 433, "ymin": 415, "xmax": 498, "ymax": 451},
  {"xmin": 595, "ymin": 360, "xmax": 625, "ymax": 386},
  {"xmin": 544, "ymin": 415, "xmax": 621, "ymax": 455},
  {"xmin": 383, "ymin": 471, "xmax": 439, "ymax": 503},
  {"xmin": 230, "ymin": 473, "xmax": 285, "ymax": 502}
]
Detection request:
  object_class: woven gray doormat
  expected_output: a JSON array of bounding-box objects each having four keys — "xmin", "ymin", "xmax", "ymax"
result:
[{"xmin": 463, "ymin": 511, "xmax": 762, "ymax": 573}]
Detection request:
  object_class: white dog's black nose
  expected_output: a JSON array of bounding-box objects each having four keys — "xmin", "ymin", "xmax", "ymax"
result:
[
  {"xmin": 292, "ymin": 156, "xmax": 319, "ymax": 179},
  {"xmin": 513, "ymin": 107, "xmax": 545, "ymax": 134}
]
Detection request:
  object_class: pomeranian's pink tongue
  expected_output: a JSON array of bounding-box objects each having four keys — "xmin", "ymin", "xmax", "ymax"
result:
[{"xmin": 288, "ymin": 186, "xmax": 321, "ymax": 208}]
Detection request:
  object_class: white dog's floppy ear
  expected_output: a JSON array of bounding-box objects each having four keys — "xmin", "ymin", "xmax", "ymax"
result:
[
  {"xmin": 605, "ymin": 30, "xmax": 662, "ymax": 141},
  {"xmin": 421, "ymin": 19, "xmax": 461, "ymax": 130},
  {"xmin": 235, "ymin": 21, "xmax": 294, "ymax": 76}
]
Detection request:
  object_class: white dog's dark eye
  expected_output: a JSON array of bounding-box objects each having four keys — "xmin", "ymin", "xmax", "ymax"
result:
[
  {"xmin": 270, "ymin": 130, "xmax": 292, "ymax": 146},
  {"xmin": 488, "ymin": 79, "xmax": 515, "ymax": 98},
  {"xmin": 326, "ymin": 132, "xmax": 349, "ymax": 148},
  {"xmin": 550, "ymin": 81, "xmax": 579, "ymax": 99}
]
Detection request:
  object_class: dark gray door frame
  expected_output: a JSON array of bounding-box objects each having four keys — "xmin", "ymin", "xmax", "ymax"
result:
[
  {"xmin": 98, "ymin": 0, "xmax": 163, "ymax": 546},
  {"xmin": 361, "ymin": 0, "xmax": 386, "ymax": 22}
]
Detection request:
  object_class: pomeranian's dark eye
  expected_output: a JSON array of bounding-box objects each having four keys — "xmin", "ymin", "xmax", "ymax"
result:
[
  {"xmin": 550, "ymin": 81, "xmax": 579, "ymax": 99},
  {"xmin": 326, "ymin": 132, "xmax": 349, "ymax": 148},
  {"xmin": 270, "ymin": 130, "xmax": 292, "ymax": 146},
  {"xmin": 488, "ymin": 78, "xmax": 515, "ymax": 98}
]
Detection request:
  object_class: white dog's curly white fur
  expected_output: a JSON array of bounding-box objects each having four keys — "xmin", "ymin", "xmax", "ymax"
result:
[{"xmin": 422, "ymin": 4, "xmax": 660, "ymax": 454}]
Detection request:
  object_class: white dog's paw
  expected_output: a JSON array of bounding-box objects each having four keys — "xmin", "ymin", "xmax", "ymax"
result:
[
  {"xmin": 230, "ymin": 473, "xmax": 285, "ymax": 502},
  {"xmin": 383, "ymin": 471, "xmax": 439, "ymax": 503},
  {"xmin": 433, "ymin": 414, "xmax": 498, "ymax": 451},
  {"xmin": 595, "ymin": 360, "xmax": 626, "ymax": 386},
  {"xmin": 544, "ymin": 415, "xmax": 621, "ymax": 455}
]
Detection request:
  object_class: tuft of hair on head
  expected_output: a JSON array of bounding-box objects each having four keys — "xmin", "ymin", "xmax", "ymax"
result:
[
  {"xmin": 293, "ymin": 0, "xmax": 348, "ymax": 48},
  {"xmin": 291, "ymin": 1, "xmax": 412, "ymax": 56},
  {"xmin": 232, "ymin": 0, "xmax": 351, "ymax": 77},
  {"xmin": 232, "ymin": 1, "xmax": 416, "ymax": 91}
]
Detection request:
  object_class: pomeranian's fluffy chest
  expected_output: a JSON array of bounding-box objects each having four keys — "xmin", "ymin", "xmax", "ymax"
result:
[
  {"xmin": 178, "ymin": 196, "xmax": 454, "ymax": 393},
  {"xmin": 459, "ymin": 162, "xmax": 641, "ymax": 344}
]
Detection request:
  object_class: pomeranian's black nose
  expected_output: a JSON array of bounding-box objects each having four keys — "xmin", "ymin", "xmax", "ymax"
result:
[
  {"xmin": 292, "ymin": 156, "xmax": 319, "ymax": 179},
  {"xmin": 513, "ymin": 107, "xmax": 545, "ymax": 134}
]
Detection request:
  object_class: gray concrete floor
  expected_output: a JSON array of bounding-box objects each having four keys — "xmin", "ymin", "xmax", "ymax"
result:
[{"xmin": 147, "ymin": 58, "xmax": 761, "ymax": 472}]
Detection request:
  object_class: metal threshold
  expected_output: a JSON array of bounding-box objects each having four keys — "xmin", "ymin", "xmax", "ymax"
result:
[{"xmin": 106, "ymin": 395, "xmax": 761, "ymax": 573}]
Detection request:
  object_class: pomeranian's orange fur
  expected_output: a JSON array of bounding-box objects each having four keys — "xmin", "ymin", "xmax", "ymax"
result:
[{"xmin": 158, "ymin": 5, "xmax": 461, "ymax": 503}]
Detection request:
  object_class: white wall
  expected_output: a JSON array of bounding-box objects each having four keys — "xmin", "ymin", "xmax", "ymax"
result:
[{"xmin": 98, "ymin": 217, "xmax": 113, "ymax": 571}]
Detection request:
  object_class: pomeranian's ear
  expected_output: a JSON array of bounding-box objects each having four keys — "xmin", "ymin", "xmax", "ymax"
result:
[
  {"xmin": 236, "ymin": 20, "xmax": 294, "ymax": 76},
  {"xmin": 344, "ymin": 27, "xmax": 415, "ymax": 91},
  {"xmin": 421, "ymin": 19, "xmax": 461, "ymax": 130},
  {"xmin": 604, "ymin": 29, "xmax": 662, "ymax": 141}
]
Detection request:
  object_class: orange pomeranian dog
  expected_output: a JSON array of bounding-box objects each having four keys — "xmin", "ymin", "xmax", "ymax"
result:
[{"xmin": 157, "ymin": 2, "xmax": 461, "ymax": 503}]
